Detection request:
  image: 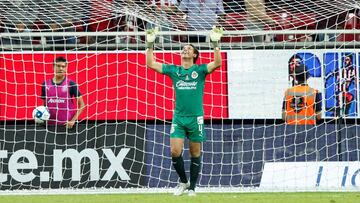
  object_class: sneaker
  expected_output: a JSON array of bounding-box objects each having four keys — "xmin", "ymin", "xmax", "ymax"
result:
[
  {"xmin": 173, "ymin": 182, "xmax": 190, "ymax": 196},
  {"xmin": 188, "ymin": 189, "xmax": 196, "ymax": 196}
]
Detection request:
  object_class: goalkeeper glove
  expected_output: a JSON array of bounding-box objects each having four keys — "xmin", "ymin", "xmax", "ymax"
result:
[
  {"xmin": 210, "ymin": 26, "xmax": 224, "ymax": 48},
  {"xmin": 146, "ymin": 27, "xmax": 159, "ymax": 49}
]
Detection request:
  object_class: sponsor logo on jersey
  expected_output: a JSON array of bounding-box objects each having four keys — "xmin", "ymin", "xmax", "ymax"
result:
[
  {"xmin": 175, "ymin": 80, "xmax": 197, "ymax": 90},
  {"xmin": 48, "ymin": 98, "xmax": 66, "ymax": 103},
  {"xmin": 191, "ymin": 71, "xmax": 198, "ymax": 79},
  {"xmin": 62, "ymin": 85, "xmax": 68, "ymax": 92}
]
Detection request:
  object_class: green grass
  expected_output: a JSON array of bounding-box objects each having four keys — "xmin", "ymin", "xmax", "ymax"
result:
[{"xmin": 1, "ymin": 193, "xmax": 359, "ymax": 203}]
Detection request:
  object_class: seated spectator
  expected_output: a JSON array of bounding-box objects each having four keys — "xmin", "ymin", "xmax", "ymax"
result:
[
  {"xmin": 88, "ymin": 0, "xmax": 115, "ymax": 43},
  {"xmin": 314, "ymin": 10, "xmax": 348, "ymax": 42},
  {"xmin": 45, "ymin": 20, "xmax": 76, "ymax": 46},
  {"xmin": 223, "ymin": 0, "xmax": 245, "ymax": 13},
  {"xmin": 62, "ymin": 19, "xmax": 77, "ymax": 44},
  {"xmin": 146, "ymin": 0, "xmax": 179, "ymax": 43},
  {"xmin": 179, "ymin": 0, "xmax": 225, "ymax": 43},
  {"xmin": 32, "ymin": 18, "xmax": 46, "ymax": 45},
  {"xmin": 0, "ymin": 17, "xmax": 4, "ymax": 45},
  {"xmin": 0, "ymin": 17, "xmax": 4, "ymax": 33},
  {"xmin": 73, "ymin": 20, "xmax": 87, "ymax": 44},
  {"xmin": 114, "ymin": 0, "xmax": 145, "ymax": 44},
  {"xmin": 46, "ymin": 22, "xmax": 65, "ymax": 45},
  {"xmin": 3, "ymin": 22, "xmax": 32, "ymax": 45},
  {"xmin": 244, "ymin": 0, "xmax": 277, "ymax": 42}
]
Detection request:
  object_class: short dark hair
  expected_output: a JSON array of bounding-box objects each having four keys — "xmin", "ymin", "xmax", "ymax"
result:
[
  {"xmin": 288, "ymin": 54, "xmax": 302, "ymax": 70},
  {"xmin": 188, "ymin": 44, "xmax": 199, "ymax": 63},
  {"xmin": 345, "ymin": 54, "xmax": 353, "ymax": 61},
  {"xmin": 54, "ymin": 56, "xmax": 67, "ymax": 65},
  {"xmin": 294, "ymin": 64, "xmax": 308, "ymax": 84}
]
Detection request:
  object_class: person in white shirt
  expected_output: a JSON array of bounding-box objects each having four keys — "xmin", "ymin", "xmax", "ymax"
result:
[
  {"xmin": 179, "ymin": 0, "xmax": 224, "ymax": 43},
  {"xmin": 146, "ymin": 0, "xmax": 179, "ymax": 43}
]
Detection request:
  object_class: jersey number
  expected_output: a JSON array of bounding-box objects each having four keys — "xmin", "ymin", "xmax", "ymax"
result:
[{"xmin": 290, "ymin": 96, "xmax": 306, "ymax": 113}]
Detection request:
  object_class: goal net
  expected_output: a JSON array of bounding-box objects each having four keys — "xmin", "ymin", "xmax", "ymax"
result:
[{"xmin": 0, "ymin": 0, "xmax": 360, "ymax": 193}]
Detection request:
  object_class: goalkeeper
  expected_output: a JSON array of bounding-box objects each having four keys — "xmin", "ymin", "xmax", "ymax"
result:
[{"xmin": 146, "ymin": 27, "xmax": 223, "ymax": 196}]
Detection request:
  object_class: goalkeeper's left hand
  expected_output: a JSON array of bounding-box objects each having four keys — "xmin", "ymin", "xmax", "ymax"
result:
[
  {"xmin": 146, "ymin": 27, "xmax": 159, "ymax": 49},
  {"xmin": 210, "ymin": 26, "xmax": 224, "ymax": 48}
]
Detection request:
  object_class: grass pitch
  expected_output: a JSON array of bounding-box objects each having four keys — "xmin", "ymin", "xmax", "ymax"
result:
[{"xmin": 1, "ymin": 192, "xmax": 359, "ymax": 203}]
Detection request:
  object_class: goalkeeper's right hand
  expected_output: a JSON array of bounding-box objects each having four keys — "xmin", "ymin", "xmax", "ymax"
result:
[
  {"xmin": 210, "ymin": 26, "xmax": 224, "ymax": 48},
  {"xmin": 146, "ymin": 27, "xmax": 159, "ymax": 49}
]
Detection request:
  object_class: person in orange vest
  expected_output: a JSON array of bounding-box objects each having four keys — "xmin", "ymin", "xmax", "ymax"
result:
[{"xmin": 282, "ymin": 64, "xmax": 322, "ymax": 125}]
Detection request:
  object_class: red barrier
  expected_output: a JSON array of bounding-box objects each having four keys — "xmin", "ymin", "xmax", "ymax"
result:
[{"xmin": 0, "ymin": 52, "xmax": 228, "ymax": 120}]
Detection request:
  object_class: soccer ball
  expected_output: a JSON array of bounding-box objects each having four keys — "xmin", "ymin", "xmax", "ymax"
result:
[{"xmin": 32, "ymin": 106, "xmax": 50, "ymax": 124}]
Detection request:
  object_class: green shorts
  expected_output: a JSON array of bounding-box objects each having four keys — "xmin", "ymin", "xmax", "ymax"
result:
[{"xmin": 170, "ymin": 115, "xmax": 206, "ymax": 143}]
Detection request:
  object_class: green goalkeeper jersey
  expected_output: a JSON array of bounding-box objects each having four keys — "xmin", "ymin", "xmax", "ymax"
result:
[{"xmin": 162, "ymin": 64, "xmax": 209, "ymax": 116}]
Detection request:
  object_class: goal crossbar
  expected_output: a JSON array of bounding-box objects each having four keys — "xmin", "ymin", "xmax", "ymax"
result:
[{"xmin": 1, "ymin": 29, "xmax": 360, "ymax": 38}]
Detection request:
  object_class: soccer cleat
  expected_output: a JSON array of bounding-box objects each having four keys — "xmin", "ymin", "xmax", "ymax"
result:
[
  {"xmin": 188, "ymin": 189, "xmax": 196, "ymax": 196},
  {"xmin": 173, "ymin": 182, "xmax": 190, "ymax": 196}
]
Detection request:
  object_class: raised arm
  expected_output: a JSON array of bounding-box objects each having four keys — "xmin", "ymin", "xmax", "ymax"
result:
[
  {"xmin": 146, "ymin": 27, "xmax": 163, "ymax": 73},
  {"xmin": 207, "ymin": 27, "xmax": 223, "ymax": 73},
  {"xmin": 146, "ymin": 48, "xmax": 163, "ymax": 73},
  {"xmin": 207, "ymin": 47, "xmax": 222, "ymax": 74}
]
